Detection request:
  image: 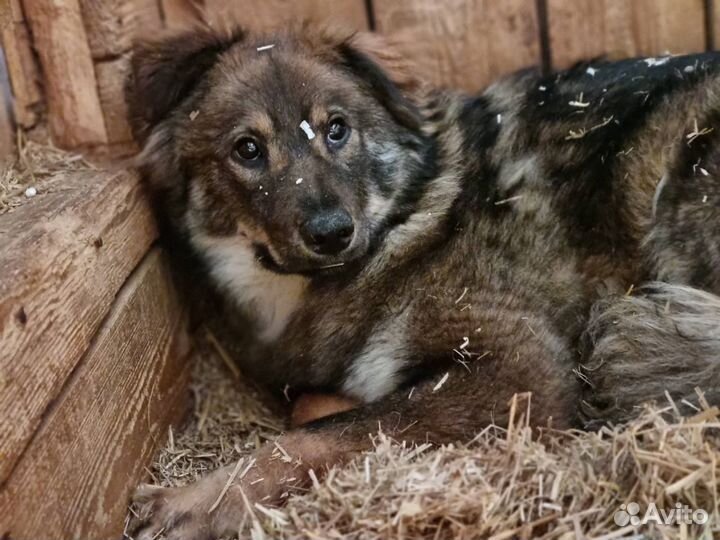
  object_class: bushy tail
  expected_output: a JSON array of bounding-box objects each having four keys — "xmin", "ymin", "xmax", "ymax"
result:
[{"xmin": 580, "ymin": 283, "xmax": 720, "ymax": 427}]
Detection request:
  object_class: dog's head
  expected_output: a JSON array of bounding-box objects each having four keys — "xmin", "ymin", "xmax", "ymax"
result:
[{"xmin": 127, "ymin": 24, "xmax": 433, "ymax": 277}]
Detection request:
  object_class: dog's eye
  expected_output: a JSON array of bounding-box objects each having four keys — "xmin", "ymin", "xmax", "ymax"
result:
[
  {"xmin": 326, "ymin": 118, "xmax": 350, "ymax": 147},
  {"xmin": 233, "ymin": 137, "xmax": 262, "ymax": 162}
]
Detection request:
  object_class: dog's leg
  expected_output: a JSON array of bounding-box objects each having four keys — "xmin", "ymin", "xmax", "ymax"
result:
[
  {"xmin": 131, "ymin": 352, "xmax": 578, "ymax": 540},
  {"xmin": 581, "ymin": 283, "xmax": 720, "ymax": 427}
]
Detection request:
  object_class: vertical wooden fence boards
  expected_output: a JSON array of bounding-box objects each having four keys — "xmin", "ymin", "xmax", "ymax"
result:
[
  {"xmin": 160, "ymin": 0, "xmax": 203, "ymax": 28},
  {"xmin": 0, "ymin": 51, "xmax": 14, "ymax": 157},
  {"xmin": 22, "ymin": 0, "xmax": 108, "ymax": 148},
  {"xmin": 201, "ymin": 0, "xmax": 369, "ymax": 31},
  {"xmin": 80, "ymin": 0, "xmax": 162, "ymax": 145},
  {"xmin": 159, "ymin": 0, "xmax": 369, "ymax": 32},
  {"xmin": 80, "ymin": 0, "xmax": 161, "ymax": 59},
  {"xmin": 3, "ymin": 0, "xmax": 719, "ymax": 151},
  {"xmin": 547, "ymin": 0, "xmax": 707, "ymax": 70},
  {"xmin": 0, "ymin": 0, "xmax": 43, "ymax": 131},
  {"xmin": 373, "ymin": 0, "xmax": 541, "ymax": 92},
  {"xmin": 712, "ymin": 0, "xmax": 720, "ymax": 49}
]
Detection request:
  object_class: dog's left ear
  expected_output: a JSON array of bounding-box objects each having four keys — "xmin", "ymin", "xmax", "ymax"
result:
[
  {"xmin": 126, "ymin": 26, "xmax": 245, "ymax": 142},
  {"xmin": 335, "ymin": 31, "xmax": 424, "ymax": 131}
]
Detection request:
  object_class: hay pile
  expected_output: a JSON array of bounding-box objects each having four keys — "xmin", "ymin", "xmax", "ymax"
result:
[
  {"xmin": 146, "ymin": 332, "xmax": 284, "ymax": 489},
  {"xmin": 143, "ymin": 332, "xmax": 720, "ymax": 540},
  {"xmin": 0, "ymin": 134, "xmax": 94, "ymax": 214}
]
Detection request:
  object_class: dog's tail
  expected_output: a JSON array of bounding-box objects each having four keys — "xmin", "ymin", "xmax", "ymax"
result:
[{"xmin": 580, "ymin": 282, "xmax": 720, "ymax": 427}]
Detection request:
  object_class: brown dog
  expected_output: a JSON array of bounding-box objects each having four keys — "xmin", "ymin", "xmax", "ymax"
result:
[{"xmin": 126, "ymin": 23, "xmax": 720, "ymax": 539}]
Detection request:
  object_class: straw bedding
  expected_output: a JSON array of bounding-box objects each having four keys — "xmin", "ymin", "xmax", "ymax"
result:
[
  {"xmin": 0, "ymin": 134, "xmax": 94, "ymax": 214},
  {"xmin": 136, "ymin": 331, "xmax": 720, "ymax": 540}
]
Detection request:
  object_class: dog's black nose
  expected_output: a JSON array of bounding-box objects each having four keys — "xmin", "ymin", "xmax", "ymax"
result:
[{"xmin": 300, "ymin": 208, "xmax": 355, "ymax": 255}]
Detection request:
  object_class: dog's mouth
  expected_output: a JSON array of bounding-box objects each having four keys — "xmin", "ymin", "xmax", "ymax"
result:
[{"xmin": 253, "ymin": 243, "xmax": 363, "ymax": 278}]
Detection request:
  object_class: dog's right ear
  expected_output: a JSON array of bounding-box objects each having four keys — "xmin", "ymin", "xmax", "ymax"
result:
[{"xmin": 126, "ymin": 27, "xmax": 245, "ymax": 141}]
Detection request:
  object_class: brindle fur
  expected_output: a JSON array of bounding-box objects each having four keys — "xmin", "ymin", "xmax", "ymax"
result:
[{"xmin": 126, "ymin": 24, "xmax": 720, "ymax": 539}]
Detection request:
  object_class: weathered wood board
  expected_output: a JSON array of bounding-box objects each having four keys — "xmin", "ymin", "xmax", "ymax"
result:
[
  {"xmin": 373, "ymin": 0, "xmax": 541, "ymax": 92},
  {"xmin": 0, "ymin": 0, "xmax": 43, "ymax": 129},
  {"xmin": 0, "ymin": 168, "xmax": 157, "ymax": 485},
  {"xmin": 79, "ymin": 0, "xmax": 163, "ymax": 60},
  {"xmin": 160, "ymin": 0, "xmax": 202, "ymax": 29},
  {"xmin": 80, "ymin": 0, "xmax": 163, "ymax": 145},
  {"xmin": 21, "ymin": 0, "xmax": 108, "ymax": 147},
  {"xmin": 0, "ymin": 249, "xmax": 190, "ymax": 540},
  {"xmin": 547, "ymin": 0, "xmax": 707, "ymax": 70},
  {"xmin": 714, "ymin": 0, "xmax": 720, "ymax": 50},
  {"xmin": 95, "ymin": 55, "xmax": 135, "ymax": 145},
  {"xmin": 202, "ymin": 0, "xmax": 369, "ymax": 31},
  {"xmin": 0, "ymin": 50, "xmax": 13, "ymax": 158},
  {"xmin": 0, "ymin": 99, "xmax": 12, "ymax": 159}
]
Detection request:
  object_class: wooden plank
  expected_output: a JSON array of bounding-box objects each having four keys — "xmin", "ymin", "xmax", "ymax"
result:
[
  {"xmin": 0, "ymin": 48, "xmax": 14, "ymax": 158},
  {"xmin": 713, "ymin": 0, "xmax": 720, "ymax": 50},
  {"xmin": 548, "ymin": 0, "xmax": 707, "ymax": 70},
  {"xmin": 81, "ymin": 0, "xmax": 161, "ymax": 144},
  {"xmin": 95, "ymin": 55, "xmax": 134, "ymax": 144},
  {"xmin": 1, "ymin": 0, "xmax": 24, "ymax": 24},
  {"xmin": 373, "ymin": 0, "xmax": 541, "ymax": 92},
  {"xmin": 21, "ymin": 0, "xmax": 108, "ymax": 147},
  {"xmin": 160, "ymin": 0, "xmax": 202, "ymax": 28},
  {"xmin": 0, "ymin": 168, "xmax": 157, "ymax": 485},
  {"xmin": 293, "ymin": 0, "xmax": 368, "ymax": 29},
  {"xmin": 80, "ymin": 0, "xmax": 162, "ymax": 59},
  {"xmin": 203, "ymin": 0, "xmax": 369, "ymax": 32},
  {"xmin": 0, "ymin": 249, "xmax": 191, "ymax": 540},
  {"xmin": 0, "ymin": 15, "xmax": 43, "ymax": 128},
  {"xmin": 0, "ymin": 107, "xmax": 12, "ymax": 159}
]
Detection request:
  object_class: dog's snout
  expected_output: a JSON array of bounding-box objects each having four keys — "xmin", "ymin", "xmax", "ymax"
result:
[{"xmin": 300, "ymin": 208, "xmax": 355, "ymax": 256}]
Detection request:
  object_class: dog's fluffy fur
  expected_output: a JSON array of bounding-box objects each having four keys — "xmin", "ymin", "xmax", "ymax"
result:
[
  {"xmin": 581, "ymin": 283, "xmax": 720, "ymax": 426},
  {"xmin": 125, "ymin": 24, "xmax": 720, "ymax": 539}
]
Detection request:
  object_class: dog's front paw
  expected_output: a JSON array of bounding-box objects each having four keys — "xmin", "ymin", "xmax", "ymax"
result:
[
  {"xmin": 130, "ymin": 482, "xmax": 218, "ymax": 540},
  {"xmin": 128, "ymin": 439, "xmax": 321, "ymax": 539}
]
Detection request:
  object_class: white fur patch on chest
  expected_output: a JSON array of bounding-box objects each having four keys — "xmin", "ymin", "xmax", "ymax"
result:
[
  {"xmin": 343, "ymin": 317, "xmax": 408, "ymax": 402},
  {"xmin": 195, "ymin": 234, "xmax": 307, "ymax": 343}
]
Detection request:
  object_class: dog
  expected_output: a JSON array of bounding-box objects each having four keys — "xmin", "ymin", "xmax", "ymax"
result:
[{"xmin": 126, "ymin": 23, "xmax": 720, "ymax": 539}]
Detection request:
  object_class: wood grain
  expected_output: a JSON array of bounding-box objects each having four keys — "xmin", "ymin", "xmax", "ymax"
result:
[
  {"xmin": 0, "ymin": 168, "xmax": 157, "ymax": 485},
  {"xmin": 203, "ymin": 0, "xmax": 369, "ymax": 32},
  {"xmin": 548, "ymin": 0, "xmax": 707, "ymax": 70},
  {"xmin": 0, "ymin": 0, "xmax": 43, "ymax": 129},
  {"xmin": 80, "ymin": 0, "xmax": 162, "ymax": 59},
  {"xmin": 0, "ymin": 49, "xmax": 14, "ymax": 158},
  {"xmin": 160, "ymin": 0, "xmax": 203, "ymax": 28},
  {"xmin": 21, "ymin": 0, "xmax": 108, "ymax": 147},
  {"xmin": 95, "ymin": 55, "xmax": 134, "ymax": 144},
  {"xmin": 713, "ymin": 0, "xmax": 720, "ymax": 50},
  {"xmin": 373, "ymin": 0, "xmax": 541, "ymax": 92},
  {"xmin": 81, "ymin": 0, "xmax": 160, "ymax": 144},
  {"xmin": 0, "ymin": 249, "xmax": 190, "ymax": 540}
]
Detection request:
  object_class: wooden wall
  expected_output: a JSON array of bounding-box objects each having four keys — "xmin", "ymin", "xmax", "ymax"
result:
[
  {"xmin": 0, "ymin": 166, "xmax": 191, "ymax": 540},
  {"xmin": 2, "ymin": 0, "xmax": 720, "ymax": 153}
]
